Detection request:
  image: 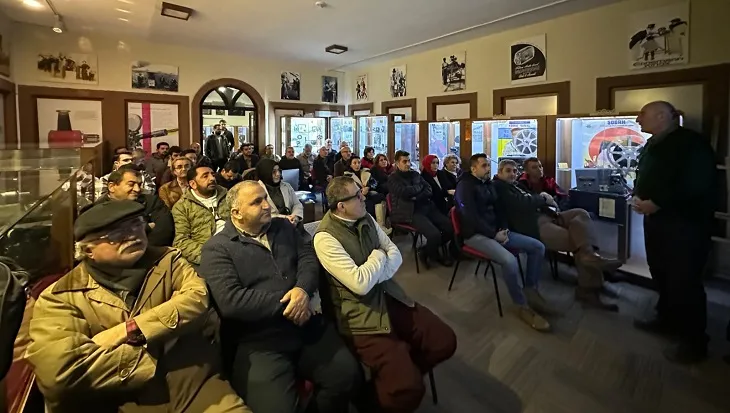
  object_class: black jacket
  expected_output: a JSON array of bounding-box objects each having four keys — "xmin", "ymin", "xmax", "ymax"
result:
[
  {"xmin": 437, "ymin": 169, "xmax": 458, "ymax": 194},
  {"xmin": 199, "ymin": 218, "xmax": 319, "ymax": 350},
  {"xmin": 205, "ymin": 134, "xmax": 231, "ymax": 161},
  {"xmin": 491, "ymin": 177, "xmax": 546, "ymax": 240},
  {"xmin": 216, "ymin": 173, "xmax": 243, "ymax": 190},
  {"xmin": 454, "ymin": 173, "xmax": 505, "ymax": 240},
  {"xmin": 421, "ymin": 171, "xmax": 453, "ymax": 215},
  {"xmin": 334, "ymin": 158, "xmax": 350, "ymax": 177},
  {"xmin": 312, "ymin": 156, "xmax": 331, "ymax": 187},
  {"xmin": 370, "ymin": 167, "xmax": 391, "ymax": 194},
  {"xmin": 96, "ymin": 194, "xmax": 175, "ymax": 247},
  {"xmin": 234, "ymin": 154, "xmax": 260, "ymax": 175},
  {"xmin": 387, "ymin": 170, "xmax": 433, "ymax": 224}
]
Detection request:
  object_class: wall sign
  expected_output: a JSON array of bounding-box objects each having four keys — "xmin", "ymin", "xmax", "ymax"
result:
[{"xmin": 510, "ymin": 34, "xmax": 547, "ymax": 85}]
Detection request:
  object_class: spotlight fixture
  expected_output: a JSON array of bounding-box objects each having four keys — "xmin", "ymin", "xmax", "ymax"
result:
[
  {"xmin": 53, "ymin": 14, "xmax": 66, "ymax": 33},
  {"xmin": 22, "ymin": 0, "xmax": 44, "ymax": 9},
  {"xmin": 325, "ymin": 44, "xmax": 348, "ymax": 55},
  {"xmin": 161, "ymin": 2, "xmax": 193, "ymax": 21}
]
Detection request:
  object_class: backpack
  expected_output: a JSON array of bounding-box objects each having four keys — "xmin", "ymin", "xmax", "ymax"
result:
[{"xmin": 0, "ymin": 257, "xmax": 31, "ymax": 381}]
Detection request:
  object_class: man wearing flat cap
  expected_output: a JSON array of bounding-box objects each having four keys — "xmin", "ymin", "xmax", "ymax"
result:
[{"xmin": 25, "ymin": 200, "xmax": 251, "ymax": 412}]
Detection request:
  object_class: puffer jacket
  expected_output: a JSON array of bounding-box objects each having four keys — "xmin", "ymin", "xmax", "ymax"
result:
[
  {"xmin": 454, "ymin": 173, "xmax": 505, "ymax": 240},
  {"xmin": 387, "ymin": 170, "xmax": 433, "ymax": 224},
  {"xmin": 171, "ymin": 186, "xmax": 230, "ymax": 265}
]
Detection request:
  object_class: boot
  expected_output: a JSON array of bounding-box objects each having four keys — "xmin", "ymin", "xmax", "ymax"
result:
[
  {"xmin": 575, "ymin": 249, "xmax": 622, "ymax": 271},
  {"xmin": 374, "ymin": 202, "xmax": 392, "ymax": 236},
  {"xmin": 575, "ymin": 287, "xmax": 619, "ymax": 312}
]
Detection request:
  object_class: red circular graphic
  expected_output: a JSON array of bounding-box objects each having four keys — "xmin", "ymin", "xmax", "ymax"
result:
[{"xmin": 588, "ymin": 126, "xmax": 644, "ymax": 160}]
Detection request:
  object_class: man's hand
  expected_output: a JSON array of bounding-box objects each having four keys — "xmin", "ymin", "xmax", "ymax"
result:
[
  {"xmin": 92, "ymin": 323, "xmax": 127, "ymax": 349},
  {"xmin": 495, "ymin": 229, "xmax": 509, "ymax": 244},
  {"xmin": 447, "ymin": 189, "xmax": 456, "ymax": 196},
  {"xmin": 633, "ymin": 198, "xmax": 660, "ymax": 215},
  {"xmin": 326, "ymin": 175, "xmax": 333, "ymax": 182},
  {"xmin": 281, "ymin": 287, "xmax": 311, "ymax": 326},
  {"xmin": 286, "ymin": 215, "xmax": 299, "ymax": 225},
  {"xmin": 361, "ymin": 187, "xmax": 370, "ymax": 196},
  {"xmin": 148, "ymin": 222, "xmax": 156, "ymax": 229}
]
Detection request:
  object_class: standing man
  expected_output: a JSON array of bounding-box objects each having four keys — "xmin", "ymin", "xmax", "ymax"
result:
[
  {"xmin": 205, "ymin": 125, "xmax": 231, "ymax": 172},
  {"xmin": 220, "ymin": 119, "xmax": 235, "ymax": 151},
  {"xmin": 633, "ymin": 100, "xmax": 716, "ymax": 363}
]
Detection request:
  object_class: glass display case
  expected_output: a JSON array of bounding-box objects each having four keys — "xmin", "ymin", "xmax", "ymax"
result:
[
  {"xmin": 329, "ymin": 117, "xmax": 355, "ymax": 150},
  {"xmin": 356, "ymin": 116, "xmax": 388, "ymax": 158},
  {"xmin": 427, "ymin": 121, "xmax": 460, "ymax": 160},
  {"xmin": 281, "ymin": 117, "xmax": 326, "ymax": 156},
  {"xmin": 394, "ymin": 122, "xmax": 419, "ymax": 170},
  {"xmin": 236, "ymin": 126, "xmax": 249, "ymax": 147},
  {"xmin": 470, "ymin": 119, "xmax": 539, "ymax": 169}
]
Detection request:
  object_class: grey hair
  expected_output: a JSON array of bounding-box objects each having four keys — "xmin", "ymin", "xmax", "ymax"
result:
[
  {"xmin": 498, "ymin": 159, "xmax": 518, "ymax": 171},
  {"xmin": 226, "ymin": 180, "xmax": 263, "ymax": 212},
  {"xmin": 443, "ymin": 153, "xmax": 460, "ymax": 166},
  {"xmin": 326, "ymin": 176, "xmax": 357, "ymax": 209}
]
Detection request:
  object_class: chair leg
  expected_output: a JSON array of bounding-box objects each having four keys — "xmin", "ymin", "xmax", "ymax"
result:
[
  {"xmin": 517, "ymin": 255, "xmax": 526, "ymax": 287},
  {"xmin": 550, "ymin": 252, "xmax": 559, "ymax": 280},
  {"xmin": 448, "ymin": 256, "xmax": 461, "ymax": 291},
  {"xmin": 487, "ymin": 262, "xmax": 503, "ymax": 318},
  {"xmin": 412, "ymin": 233, "xmax": 420, "ymax": 274},
  {"xmin": 474, "ymin": 261, "xmax": 481, "ymax": 276},
  {"xmin": 428, "ymin": 369, "xmax": 438, "ymax": 405}
]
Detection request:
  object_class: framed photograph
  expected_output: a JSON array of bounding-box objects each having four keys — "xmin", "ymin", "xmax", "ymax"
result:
[
  {"xmin": 322, "ymin": 76, "xmax": 338, "ymax": 103},
  {"xmin": 131, "ymin": 61, "xmax": 179, "ymax": 92},
  {"xmin": 127, "ymin": 102, "xmax": 180, "ymax": 151},
  {"xmin": 389, "ymin": 66, "xmax": 407, "ymax": 98},
  {"xmin": 281, "ymin": 71, "xmax": 301, "ymax": 100},
  {"xmin": 510, "ymin": 35, "xmax": 547, "ymax": 84},
  {"xmin": 0, "ymin": 33, "xmax": 10, "ymax": 78},
  {"xmin": 215, "ymin": 109, "xmax": 226, "ymax": 116},
  {"xmin": 441, "ymin": 52, "xmax": 466, "ymax": 92},
  {"xmin": 628, "ymin": 2, "xmax": 689, "ymax": 70},
  {"xmin": 37, "ymin": 98, "xmax": 103, "ymax": 148},
  {"xmin": 37, "ymin": 52, "xmax": 99, "ymax": 85},
  {"xmin": 355, "ymin": 74, "xmax": 368, "ymax": 101}
]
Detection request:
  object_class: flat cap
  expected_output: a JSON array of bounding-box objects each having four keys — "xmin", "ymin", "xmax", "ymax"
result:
[{"xmin": 74, "ymin": 200, "xmax": 144, "ymax": 241}]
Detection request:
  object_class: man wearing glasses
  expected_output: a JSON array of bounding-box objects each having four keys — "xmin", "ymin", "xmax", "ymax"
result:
[
  {"xmin": 159, "ymin": 157, "xmax": 192, "ymax": 209},
  {"xmin": 26, "ymin": 200, "xmax": 251, "ymax": 412}
]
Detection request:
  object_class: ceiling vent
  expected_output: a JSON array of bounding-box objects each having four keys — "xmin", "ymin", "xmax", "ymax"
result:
[
  {"xmin": 161, "ymin": 2, "xmax": 194, "ymax": 21},
  {"xmin": 325, "ymin": 44, "xmax": 348, "ymax": 55}
]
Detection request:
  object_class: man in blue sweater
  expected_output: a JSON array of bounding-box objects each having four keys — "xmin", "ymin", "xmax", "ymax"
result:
[{"xmin": 199, "ymin": 181, "xmax": 360, "ymax": 412}]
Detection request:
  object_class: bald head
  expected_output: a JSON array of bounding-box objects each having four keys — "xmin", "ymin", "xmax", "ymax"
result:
[{"xmin": 636, "ymin": 101, "xmax": 679, "ymax": 135}]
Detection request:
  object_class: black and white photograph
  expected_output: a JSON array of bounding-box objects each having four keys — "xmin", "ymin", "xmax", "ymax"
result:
[
  {"xmin": 510, "ymin": 34, "xmax": 547, "ymax": 85},
  {"xmin": 628, "ymin": 2, "xmax": 689, "ymax": 70},
  {"xmin": 441, "ymin": 52, "xmax": 466, "ymax": 92},
  {"xmin": 0, "ymin": 33, "xmax": 10, "ymax": 78},
  {"xmin": 322, "ymin": 75, "xmax": 338, "ymax": 103},
  {"xmin": 280, "ymin": 71, "xmax": 301, "ymax": 100},
  {"xmin": 355, "ymin": 74, "xmax": 368, "ymax": 101},
  {"xmin": 389, "ymin": 65, "xmax": 407, "ymax": 98},
  {"xmin": 37, "ymin": 52, "xmax": 98, "ymax": 85},
  {"xmin": 131, "ymin": 61, "xmax": 179, "ymax": 92}
]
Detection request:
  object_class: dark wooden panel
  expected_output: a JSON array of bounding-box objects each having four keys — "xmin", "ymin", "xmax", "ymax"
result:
[
  {"xmin": 381, "ymin": 98, "xmax": 418, "ymax": 122},
  {"xmin": 348, "ymin": 102, "xmax": 374, "ymax": 116},
  {"xmin": 426, "ymin": 92, "xmax": 478, "ymax": 121},
  {"xmin": 0, "ymin": 77, "xmax": 17, "ymax": 148},
  {"xmin": 493, "ymin": 81, "xmax": 571, "ymax": 116}
]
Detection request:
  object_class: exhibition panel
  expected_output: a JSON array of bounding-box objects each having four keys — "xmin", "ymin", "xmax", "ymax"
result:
[
  {"xmin": 394, "ymin": 122, "xmax": 419, "ymax": 170},
  {"xmin": 466, "ymin": 117, "xmax": 545, "ymax": 172},
  {"xmin": 329, "ymin": 117, "xmax": 355, "ymax": 150},
  {"xmin": 280, "ymin": 116, "xmax": 326, "ymax": 155},
  {"xmin": 355, "ymin": 115, "xmax": 389, "ymax": 158},
  {"xmin": 426, "ymin": 121, "xmax": 461, "ymax": 161}
]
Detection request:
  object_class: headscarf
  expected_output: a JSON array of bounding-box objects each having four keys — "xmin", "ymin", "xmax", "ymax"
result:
[
  {"xmin": 421, "ymin": 154, "xmax": 439, "ymax": 177},
  {"xmin": 256, "ymin": 158, "xmax": 279, "ymax": 187}
]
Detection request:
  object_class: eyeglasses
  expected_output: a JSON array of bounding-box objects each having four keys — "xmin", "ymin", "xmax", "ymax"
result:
[
  {"xmin": 335, "ymin": 191, "xmax": 364, "ymax": 205},
  {"xmin": 174, "ymin": 164, "xmax": 192, "ymax": 170},
  {"xmin": 89, "ymin": 217, "xmax": 145, "ymax": 245}
]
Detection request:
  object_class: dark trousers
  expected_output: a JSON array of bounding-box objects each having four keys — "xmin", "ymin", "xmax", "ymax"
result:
[
  {"xmin": 365, "ymin": 192, "xmax": 386, "ymax": 216},
  {"xmin": 229, "ymin": 317, "xmax": 361, "ymax": 413},
  {"xmin": 644, "ymin": 212, "xmax": 710, "ymax": 348},
  {"xmin": 410, "ymin": 207, "xmax": 453, "ymax": 255},
  {"xmin": 350, "ymin": 296, "xmax": 457, "ymax": 413}
]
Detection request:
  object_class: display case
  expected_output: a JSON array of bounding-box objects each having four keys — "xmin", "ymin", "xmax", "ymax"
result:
[
  {"xmin": 356, "ymin": 116, "xmax": 388, "ymax": 158},
  {"xmin": 470, "ymin": 118, "xmax": 539, "ymax": 170},
  {"xmin": 329, "ymin": 117, "xmax": 355, "ymax": 150},
  {"xmin": 394, "ymin": 122, "xmax": 419, "ymax": 170},
  {"xmin": 426, "ymin": 121, "xmax": 461, "ymax": 161},
  {"xmin": 236, "ymin": 126, "xmax": 249, "ymax": 147},
  {"xmin": 281, "ymin": 116, "xmax": 326, "ymax": 156}
]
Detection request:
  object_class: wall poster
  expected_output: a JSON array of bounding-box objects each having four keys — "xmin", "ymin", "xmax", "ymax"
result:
[
  {"xmin": 355, "ymin": 74, "xmax": 368, "ymax": 101},
  {"xmin": 37, "ymin": 98, "xmax": 103, "ymax": 148},
  {"xmin": 322, "ymin": 75, "xmax": 338, "ymax": 103},
  {"xmin": 131, "ymin": 61, "xmax": 179, "ymax": 92},
  {"xmin": 389, "ymin": 65, "xmax": 407, "ymax": 98},
  {"xmin": 628, "ymin": 2, "xmax": 689, "ymax": 70},
  {"xmin": 281, "ymin": 71, "xmax": 301, "ymax": 100},
  {"xmin": 127, "ymin": 102, "xmax": 180, "ymax": 153},
  {"xmin": 492, "ymin": 119, "xmax": 538, "ymax": 158},
  {"xmin": 0, "ymin": 33, "xmax": 10, "ymax": 78},
  {"xmin": 441, "ymin": 52, "xmax": 466, "ymax": 92},
  {"xmin": 510, "ymin": 35, "xmax": 547, "ymax": 85},
  {"xmin": 37, "ymin": 52, "xmax": 98, "ymax": 85}
]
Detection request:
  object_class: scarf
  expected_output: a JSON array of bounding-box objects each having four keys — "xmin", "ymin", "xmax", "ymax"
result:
[
  {"xmin": 421, "ymin": 155, "xmax": 438, "ymax": 177},
  {"xmin": 256, "ymin": 159, "xmax": 279, "ymax": 187}
]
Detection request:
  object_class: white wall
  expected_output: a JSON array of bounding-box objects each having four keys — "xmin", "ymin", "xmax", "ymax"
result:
[
  {"xmin": 345, "ymin": 0, "xmax": 730, "ymax": 118},
  {"xmin": 10, "ymin": 23, "xmax": 343, "ymax": 143}
]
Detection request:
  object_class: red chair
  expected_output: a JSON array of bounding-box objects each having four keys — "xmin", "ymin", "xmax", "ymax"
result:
[
  {"xmin": 448, "ymin": 207, "xmax": 504, "ymax": 317},
  {"xmin": 386, "ymin": 194, "xmax": 423, "ymax": 273},
  {"xmin": 474, "ymin": 247, "xmax": 525, "ymax": 287}
]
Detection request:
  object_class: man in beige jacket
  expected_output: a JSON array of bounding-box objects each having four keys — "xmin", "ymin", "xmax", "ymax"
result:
[{"xmin": 26, "ymin": 200, "xmax": 249, "ymax": 412}]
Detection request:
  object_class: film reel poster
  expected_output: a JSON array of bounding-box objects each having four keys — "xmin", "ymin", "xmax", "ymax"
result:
[
  {"xmin": 575, "ymin": 117, "xmax": 648, "ymax": 169},
  {"xmin": 493, "ymin": 120, "xmax": 538, "ymax": 158}
]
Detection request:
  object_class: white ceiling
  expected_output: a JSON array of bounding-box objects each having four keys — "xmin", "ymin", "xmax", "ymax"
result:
[{"xmin": 0, "ymin": 0, "xmax": 619, "ymax": 68}]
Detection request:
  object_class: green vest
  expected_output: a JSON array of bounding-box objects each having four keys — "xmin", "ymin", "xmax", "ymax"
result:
[{"xmin": 317, "ymin": 211, "xmax": 413, "ymax": 335}]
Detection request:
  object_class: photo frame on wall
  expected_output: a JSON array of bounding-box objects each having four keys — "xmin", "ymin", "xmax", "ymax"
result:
[
  {"xmin": 510, "ymin": 35, "xmax": 547, "ymax": 85},
  {"xmin": 322, "ymin": 76, "xmax": 338, "ymax": 103},
  {"xmin": 127, "ymin": 102, "xmax": 180, "ymax": 151},
  {"xmin": 0, "ymin": 33, "xmax": 10, "ymax": 78},
  {"xmin": 131, "ymin": 61, "xmax": 179, "ymax": 92},
  {"xmin": 281, "ymin": 71, "xmax": 301, "ymax": 100},
  {"xmin": 628, "ymin": 2, "xmax": 689, "ymax": 70},
  {"xmin": 389, "ymin": 65, "xmax": 407, "ymax": 98},
  {"xmin": 37, "ymin": 98, "xmax": 103, "ymax": 148},
  {"xmin": 37, "ymin": 52, "xmax": 99, "ymax": 85},
  {"xmin": 356, "ymin": 74, "xmax": 368, "ymax": 101},
  {"xmin": 441, "ymin": 52, "xmax": 466, "ymax": 92}
]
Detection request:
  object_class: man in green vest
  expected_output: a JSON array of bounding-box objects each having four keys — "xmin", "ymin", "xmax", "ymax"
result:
[{"xmin": 314, "ymin": 176, "xmax": 457, "ymax": 412}]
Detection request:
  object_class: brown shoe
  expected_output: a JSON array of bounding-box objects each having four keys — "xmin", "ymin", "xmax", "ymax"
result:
[
  {"xmin": 575, "ymin": 288, "xmax": 619, "ymax": 312},
  {"xmin": 576, "ymin": 251, "xmax": 622, "ymax": 271},
  {"xmin": 517, "ymin": 307, "xmax": 551, "ymax": 332},
  {"xmin": 524, "ymin": 287, "xmax": 559, "ymax": 315}
]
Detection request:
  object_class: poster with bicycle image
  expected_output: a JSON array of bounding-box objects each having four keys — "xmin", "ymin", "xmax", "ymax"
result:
[{"xmin": 510, "ymin": 35, "xmax": 546, "ymax": 85}]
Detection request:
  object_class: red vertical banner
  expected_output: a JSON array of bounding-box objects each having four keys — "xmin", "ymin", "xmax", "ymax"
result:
[{"xmin": 142, "ymin": 103, "xmax": 152, "ymax": 154}]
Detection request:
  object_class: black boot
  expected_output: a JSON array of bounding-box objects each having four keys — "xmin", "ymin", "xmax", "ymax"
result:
[
  {"xmin": 663, "ymin": 342, "xmax": 707, "ymax": 364},
  {"xmin": 418, "ymin": 248, "xmax": 431, "ymax": 270}
]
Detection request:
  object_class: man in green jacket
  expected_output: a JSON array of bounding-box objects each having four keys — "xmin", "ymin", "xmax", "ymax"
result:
[
  {"xmin": 313, "ymin": 176, "xmax": 457, "ymax": 413},
  {"xmin": 172, "ymin": 165, "xmax": 229, "ymax": 266},
  {"xmin": 632, "ymin": 100, "xmax": 716, "ymax": 364}
]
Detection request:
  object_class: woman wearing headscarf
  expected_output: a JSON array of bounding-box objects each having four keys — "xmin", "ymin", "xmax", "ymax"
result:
[
  {"xmin": 256, "ymin": 159, "xmax": 303, "ymax": 226},
  {"xmin": 421, "ymin": 154, "xmax": 454, "ymax": 216},
  {"xmin": 344, "ymin": 156, "xmax": 392, "ymax": 235}
]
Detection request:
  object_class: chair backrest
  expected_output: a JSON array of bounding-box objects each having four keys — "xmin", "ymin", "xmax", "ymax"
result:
[{"xmin": 449, "ymin": 206, "xmax": 461, "ymax": 237}]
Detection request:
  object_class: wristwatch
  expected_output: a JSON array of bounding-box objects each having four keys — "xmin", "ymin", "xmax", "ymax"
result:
[{"xmin": 126, "ymin": 319, "xmax": 146, "ymax": 346}]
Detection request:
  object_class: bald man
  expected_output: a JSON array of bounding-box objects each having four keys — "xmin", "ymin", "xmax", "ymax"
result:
[{"xmin": 632, "ymin": 101, "xmax": 715, "ymax": 364}]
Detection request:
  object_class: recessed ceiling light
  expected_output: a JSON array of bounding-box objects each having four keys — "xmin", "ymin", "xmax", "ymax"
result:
[
  {"xmin": 22, "ymin": 0, "xmax": 44, "ymax": 9},
  {"xmin": 115, "ymin": 8, "xmax": 132, "ymax": 13},
  {"xmin": 161, "ymin": 2, "xmax": 193, "ymax": 21},
  {"xmin": 325, "ymin": 44, "xmax": 348, "ymax": 55},
  {"xmin": 118, "ymin": 17, "xmax": 129, "ymax": 22}
]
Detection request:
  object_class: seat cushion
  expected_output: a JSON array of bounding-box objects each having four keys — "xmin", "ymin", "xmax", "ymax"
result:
[
  {"xmin": 393, "ymin": 224, "xmax": 418, "ymax": 232},
  {"xmin": 461, "ymin": 245, "xmax": 488, "ymax": 260}
]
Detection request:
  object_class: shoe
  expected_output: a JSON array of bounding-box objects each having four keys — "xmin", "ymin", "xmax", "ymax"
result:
[
  {"xmin": 663, "ymin": 343, "xmax": 707, "ymax": 364},
  {"xmin": 576, "ymin": 251, "xmax": 622, "ymax": 271},
  {"xmin": 633, "ymin": 317, "xmax": 676, "ymax": 336},
  {"xmin": 418, "ymin": 248, "xmax": 431, "ymax": 270},
  {"xmin": 524, "ymin": 287, "xmax": 559, "ymax": 315},
  {"xmin": 575, "ymin": 288, "xmax": 619, "ymax": 312},
  {"xmin": 517, "ymin": 307, "xmax": 551, "ymax": 332}
]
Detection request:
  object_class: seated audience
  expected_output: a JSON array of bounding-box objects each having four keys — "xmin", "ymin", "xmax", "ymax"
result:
[
  {"xmin": 216, "ymin": 161, "xmax": 243, "ymax": 190},
  {"xmin": 172, "ymin": 165, "xmax": 229, "ymax": 266},
  {"xmin": 158, "ymin": 146, "xmax": 183, "ymax": 187},
  {"xmin": 361, "ymin": 146, "xmax": 376, "ymax": 169},
  {"xmin": 101, "ymin": 151, "xmax": 155, "ymax": 196},
  {"xmin": 199, "ymin": 181, "xmax": 359, "ymax": 413},
  {"xmin": 312, "ymin": 146, "xmax": 333, "ymax": 188},
  {"xmin": 333, "ymin": 141, "xmax": 349, "ymax": 164},
  {"xmin": 455, "ymin": 154, "xmax": 550, "ymax": 331},
  {"xmin": 333, "ymin": 146, "xmax": 353, "ymax": 177},
  {"xmin": 279, "ymin": 146, "xmax": 307, "ymax": 190},
  {"xmin": 439, "ymin": 153, "xmax": 460, "ymax": 193},
  {"xmin": 421, "ymin": 154, "xmax": 454, "ymax": 216},
  {"xmin": 145, "ymin": 142, "xmax": 169, "ymax": 189},
  {"xmin": 159, "ymin": 157, "xmax": 191, "ymax": 209},
  {"xmin": 371, "ymin": 153, "xmax": 394, "ymax": 194},
  {"xmin": 518, "ymin": 157, "xmax": 569, "ymax": 210},
  {"xmin": 389, "ymin": 150, "xmax": 454, "ymax": 268},
  {"xmin": 325, "ymin": 139, "xmax": 338, "ymax": 171},
  {"xmin": 26, "ymin": 200, "xmax": 250, "ymax": 412},
  {"xmin": 256, "ymin": 159, "xmax": 303, "ymax": 226},
  {"xmin": 99, "ymin": 164, "xmax": 174, "ymax": 247},
  {"xmin": 192, "ymin": 141, "xmax": 213, "ymax": 168},
  {"xmin": 297, "ymin": 143, "xmax": 316, "ymax": 182},
  {"xmin": 234, "ymin": 143, "xmax": 260, "ymax": 176},
  {"xmin": 261, "ymin": 144, "xmax": 281, "ymax": 162},
  {"xmin": 493, "ymin": 159, "xmax": 621, "ymax": 310},
  {"xmin": 314, "ymin": 176, "xmax": 457, "ymax": 412},
  {"xmin": 343, "ymin": 156, "xmax": 391, "ymax": 235}
]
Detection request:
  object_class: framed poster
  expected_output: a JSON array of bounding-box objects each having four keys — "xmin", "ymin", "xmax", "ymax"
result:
[
  {"xmin": 441, "ymin": 52, "xmax": 466, "ymax": 92},
  {"xmin": 322, "ymin": 76, "xmax": 338, "ymax": 103},
  {"xmin": 628, "ymin": 2, "xmax": 689, "ymax": 70},
  {"xmin": 131, "ymin": 61, "xmax": 179, "ymax": 92},
  {"xmin": 37, "ymin": 98, "xmax": 103, "ymax": 148},
  {"xmin": 510, "ymin": 35, "xmax": 547, "ymax": 85},
  {"xmin": 37, "ymin": 53, "xmax": 98, "ymax": 85},
  {"xmin": 281, "ymin": 71, "xmax": 301, "ymax": 100},
  {"xmin": 355, "ymin": 74, "xmax": 368, "ymax": 101},
  {"xmin": 0, "ymin": 33, "xmax": 10, "ymax": 78},
  {"xmin": 127, "ymin": 102, "xmax": 180, "ymax": 152},
  {"xmin": 389, "ymin": 66, "xmax": 407, "ymax": 98}
]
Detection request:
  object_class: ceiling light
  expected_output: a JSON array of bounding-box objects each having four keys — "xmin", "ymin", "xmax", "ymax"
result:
[
  {"xmin": 22, "ymin": 0, "xmax": 44, "ymax": 9},
  {"xmin": 325, "ymin": 44, "xmax": 348, "ymax": 55},
  {"xmin": 115, "ymin": 8, "xmax": 132, "ymax": 13},
  {"xmin": 118, "ymin": 17, "xmax": 129, "ymax": 22},
  {"xmin": 161, "ymin": 2, "xmax": 193, "ymax": 21},
  {"xmin": 52, "ymin": 15, "xmax": 66, "ymax": 34}
]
